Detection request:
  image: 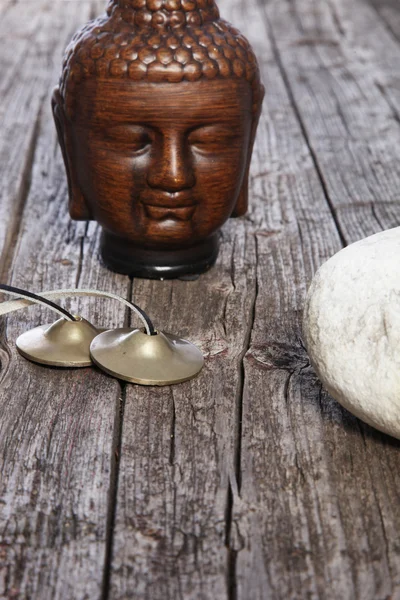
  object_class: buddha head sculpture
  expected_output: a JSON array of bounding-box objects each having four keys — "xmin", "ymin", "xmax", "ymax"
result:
[{"xmin": 53, "ymin": 0, "xmax": 264, "ymax": 278}]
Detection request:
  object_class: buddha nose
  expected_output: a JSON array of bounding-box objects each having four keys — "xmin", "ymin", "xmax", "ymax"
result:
[{"xmin": 147, "ymin": 133, "xmax": 195, "ymax": 192}]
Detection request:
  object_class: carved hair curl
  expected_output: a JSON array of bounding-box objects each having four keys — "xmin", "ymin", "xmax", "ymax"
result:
[{"xmin": 60, "ymin": 0, "xmax": 263, "ymax": 115}]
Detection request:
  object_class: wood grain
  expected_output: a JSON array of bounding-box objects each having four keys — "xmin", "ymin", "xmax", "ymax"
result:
[
  {"xmin": 0, "ymin": 0, "xmax": 94, "ymax": 280},
  {"xmin": 1, "ymin": 0, "xmax": 400, "ymax": 598},
  {"xmin": 108, "ymin": 0, "xmax": 345, "ymax": 597},
  {"xmin": 233, "ymin": 0, "xmax": 400, "ymax": 599},
  {"xmin": 0, "ymin": 2, "xmax": 130, "ymax": 599}
]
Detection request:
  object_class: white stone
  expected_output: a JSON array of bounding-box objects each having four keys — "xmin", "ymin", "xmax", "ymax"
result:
[{"xmin": 303, "ymin": 227, "xmax": 400, "ymax": 439}]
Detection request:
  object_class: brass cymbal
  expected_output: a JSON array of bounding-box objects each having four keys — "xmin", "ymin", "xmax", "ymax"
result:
[
  {"xmin": 16, "ymin": 316, "xmax": 100, "ymax": 367},
  {"xmin": 90, "ymin": 328, "xmax": 204, "ymax": 386}
]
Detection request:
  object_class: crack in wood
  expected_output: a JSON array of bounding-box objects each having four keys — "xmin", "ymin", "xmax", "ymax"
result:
[
  {"xmin": 367, "ymin": 0, "xmax": 400, "ymax": 45},
  {"xmin": 226, "ymin": 233, "xmax": 259, "ymax": 599},
  {"xmin": 169, "ymin": 388, "xmax": 176, "ymax": 467},
  {"xmin": 328, "ymin": 0, "xmax": 346, "ymax": 37},
  {"xmin": 101, "ymin": 388, "xmax": 127, "ymax": 600},
  {"xmin": 375, "ymin": 81, "xmax": 400, "ymax": 127},
  {"xmin": 101, "ymin": 276, "xmax": 135, "ymax": 599},
  {"xmin": 74, "ymin": 221, "xmax": 89, "ymax": 289},
  {"xmin": 0, "ymin": 105, "xmax": 41, "ymax": 282}
]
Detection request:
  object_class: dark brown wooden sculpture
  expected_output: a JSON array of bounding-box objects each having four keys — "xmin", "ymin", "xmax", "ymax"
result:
[{"xmin": 52, "ymin": 0, "xmax": 264, "ymax": 278}]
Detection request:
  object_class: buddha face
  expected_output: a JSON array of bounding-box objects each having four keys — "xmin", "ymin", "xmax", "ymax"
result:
[{"xmin": 57, "ymin": 78, "xmax": 255, "ymax": 250}]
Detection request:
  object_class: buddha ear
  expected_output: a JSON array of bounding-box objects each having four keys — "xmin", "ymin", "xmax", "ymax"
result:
[
  {"xmin": 231, "ymin": 85, "xmax": 265, "ymax": 218},
  {"xmin": 51, "ymin": 87, "xmax": 92, "ymax": 220}
]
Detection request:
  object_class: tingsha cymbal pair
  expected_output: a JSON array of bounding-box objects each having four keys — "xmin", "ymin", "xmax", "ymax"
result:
[{"xmin": 0, "ymin": 284, "xmax": 204, "ymax": 386}]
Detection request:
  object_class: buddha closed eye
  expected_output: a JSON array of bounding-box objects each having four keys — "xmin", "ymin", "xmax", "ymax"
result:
[
  {"xmin": 112, "ymin": 128, "xmax": 153, "ymax": 153},
  {"xmin": 104, "ymin": 126, "xmax": 153, "ymax": 153},
  {"xmin": 103, "ymin": 124, "xmax": 239, "ymax": 155},
  {"xmin": 188, "ymin": 126, "xmax": 242, "ymax": 152}
]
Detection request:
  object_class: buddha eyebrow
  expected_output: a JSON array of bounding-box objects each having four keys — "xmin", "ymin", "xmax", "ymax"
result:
[
  {"xmin": 188, "ymin": 123, "xmax": 242, "ymax": 134},
  {"xmin": 104, "ymin": 124, "xmax": 153, "ymax": 132}
]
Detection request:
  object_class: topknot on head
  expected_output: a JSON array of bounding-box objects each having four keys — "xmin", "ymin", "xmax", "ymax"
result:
[{"xmin": 107, "ymin": 0, "xmax": 220, "ymax": 29}]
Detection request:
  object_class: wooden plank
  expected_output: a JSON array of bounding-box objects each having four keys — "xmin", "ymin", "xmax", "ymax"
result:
[
  {"xmin": 108, "ymin": 0, "xmax": 345, "ymax": 598},
  {"xmin": 0, "ymin": 2, "xmax": 130, "ymax": 599},
  {"xmin": 232, "ymin": 0, "xmax": 400, "ymax": 598},
  {"xmin": 109, "ymin": 0, "xmax": 258, "ymax": 594},
  {"xmin": 0, "ymin": 0, "xmax": 93, "ymax": 281},
  {"xmin": 110, "ymin": 200, "xmax": 258, "ymax": 599},
  {"xmin": 261, "ymin": 0, "xmax": 400, "ymax": 241}
]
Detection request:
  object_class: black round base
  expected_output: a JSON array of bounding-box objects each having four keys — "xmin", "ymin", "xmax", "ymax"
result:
[{"xmin": 100, "ymin": 231, "xmax": 220, "ymax": 279}]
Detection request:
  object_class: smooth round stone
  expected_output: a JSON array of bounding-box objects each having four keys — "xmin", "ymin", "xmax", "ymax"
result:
[{"xmin": 303, "ymin": 227, "xmax": 400, "ymax": 439}]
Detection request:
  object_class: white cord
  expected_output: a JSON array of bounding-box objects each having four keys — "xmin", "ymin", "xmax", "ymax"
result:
[
  {"xmin": 0, "ymin": 288, "xmax": 153, "ymax": 335},
  {"xmin": 0, "ymin": 289, "xmax": 75, "ymax": 321}
]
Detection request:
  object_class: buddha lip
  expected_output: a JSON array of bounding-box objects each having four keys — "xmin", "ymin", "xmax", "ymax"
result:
[
  {"xmin": 141, "ymin": 192, "xmax": 196, "ymax": 208},
  {"xmin": 142, "ymin": 203, "xmax": 197, "ymax": 222}
]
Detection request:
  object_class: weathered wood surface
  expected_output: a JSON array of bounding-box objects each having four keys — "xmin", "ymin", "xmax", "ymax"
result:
[
  {"xmin": 0, "ymin": 0, "xmax": 400, "ymax": 599},
  {"xmin": 0, "ymin": 2, "xmax": 128, "ymax": 599}
]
